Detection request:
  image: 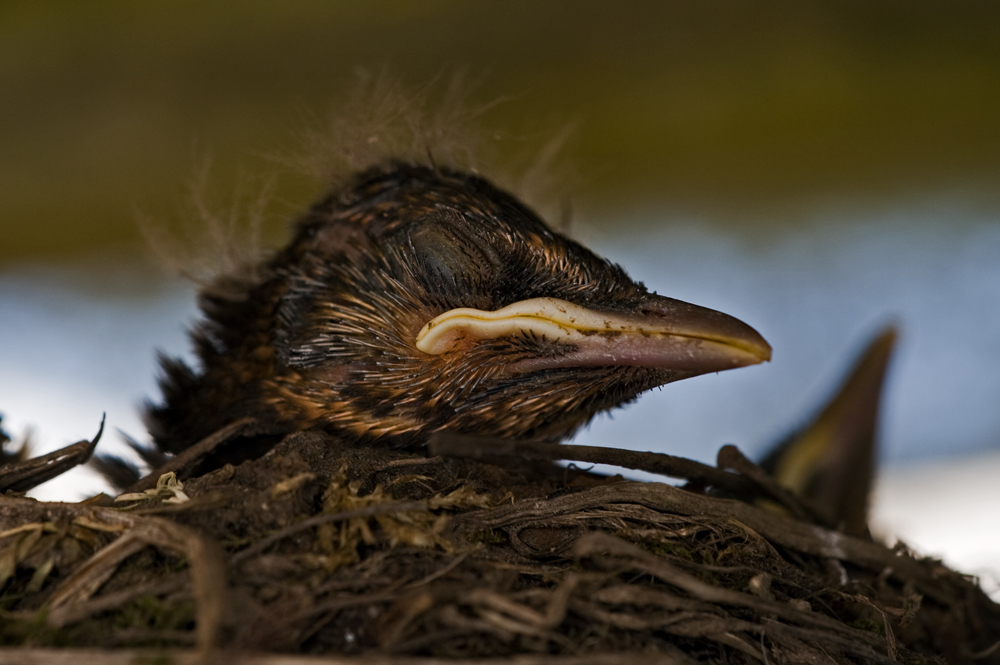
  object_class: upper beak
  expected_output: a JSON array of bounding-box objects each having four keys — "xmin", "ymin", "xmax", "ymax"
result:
[{"xmin": 415, "ymin": 295, "xmax": 771, "ymax": 377}]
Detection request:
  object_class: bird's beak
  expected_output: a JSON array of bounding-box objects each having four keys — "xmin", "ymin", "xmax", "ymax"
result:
[
  {"xmin": 415, "ymin": 296, "xmax": 771, "ymax": 376},
  {"xmin": 761, "ymin": 325, "xmax": 897, "ymax": 535}
]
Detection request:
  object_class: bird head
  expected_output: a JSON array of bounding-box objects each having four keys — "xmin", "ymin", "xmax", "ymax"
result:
[{"xmin": 252, "ymin": 163, "xmax": 771, "ymax": 445}]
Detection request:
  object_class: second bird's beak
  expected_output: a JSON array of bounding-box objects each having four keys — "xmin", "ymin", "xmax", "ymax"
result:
[{"xmin": 416, "ymin": 295, "xmax": 771, "ymax": 376}]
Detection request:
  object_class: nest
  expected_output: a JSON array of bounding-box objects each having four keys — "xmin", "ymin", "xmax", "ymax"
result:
[{"xmin": 1, "ymin": 423, "xmax": 999, "ymax": 665}]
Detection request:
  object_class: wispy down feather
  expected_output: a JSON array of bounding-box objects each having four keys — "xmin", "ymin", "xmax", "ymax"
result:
[{"xmin": 141, "ymin": 71, "xmax": 577, "ymax": 295}]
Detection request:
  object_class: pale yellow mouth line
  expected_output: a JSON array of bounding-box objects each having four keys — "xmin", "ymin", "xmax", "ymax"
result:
[{"xmin": 415, "ymin": 297, "xmax": 756, "ymax": 356}]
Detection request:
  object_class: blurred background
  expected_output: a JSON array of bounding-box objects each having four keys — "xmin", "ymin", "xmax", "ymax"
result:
[{"xmin": 2, "ymin": 1, "xmax": 999, "ymax": 593}]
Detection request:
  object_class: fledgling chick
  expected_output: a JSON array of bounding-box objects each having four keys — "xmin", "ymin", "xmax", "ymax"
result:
[
  {"xmin": 759, "ymin": 326, "xmax": 897, "ymax": 536},
  {"xmin": 144, "ymin": 162, "xmax": 771, "ymax": 461}
]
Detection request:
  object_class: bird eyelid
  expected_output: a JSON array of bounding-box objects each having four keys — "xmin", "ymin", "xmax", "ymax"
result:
[{"xmin": 401, "ymin": 217, "xmax": 503, "ymax": 290}]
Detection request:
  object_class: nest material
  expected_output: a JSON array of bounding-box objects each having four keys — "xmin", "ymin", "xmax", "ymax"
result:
[{"xmin": 1, "ymin": 431, "xmax": 999, "ymax": 664}]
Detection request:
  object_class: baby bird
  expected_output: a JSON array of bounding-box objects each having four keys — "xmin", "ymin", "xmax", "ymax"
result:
[
  {"xmin": 146, "ymin": 162, "xmax": 771, "ymax": 461},
  {"xmin": 759, "ymin": 327, "xmax": 897, "ymax": 536}
]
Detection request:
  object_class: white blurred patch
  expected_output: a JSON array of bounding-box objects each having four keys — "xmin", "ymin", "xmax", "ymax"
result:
[
  {"xmin": 871, "ymin": 451, "xmax": 1000, "ymax": 601},
  {"xmin": 0, "ymin": 256, "xmax": 197, "ymax": 500}
]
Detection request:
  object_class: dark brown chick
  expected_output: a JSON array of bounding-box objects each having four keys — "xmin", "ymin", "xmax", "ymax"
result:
[
  {"xmin": 759, "ymin": 326, "xmax": 897, "ymax": 536},
  {"xmin": 147, "ymin": 162, "xmax": 771, "ymax": 458}
]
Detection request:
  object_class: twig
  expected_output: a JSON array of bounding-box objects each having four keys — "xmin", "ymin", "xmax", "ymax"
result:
[
  {"xmin": 0, "ymin": 497, "xmax": 229, "ymax": 656},
  {"xmin": 457, "ymin": 480, "xmax": 939, "ymax": 588},
  {"xmin": 0, "ymin": 416, "xmax": 104, "ymax": 493},
  {"xmin": 0, "ymin": 647, "xmax": 700, "ymax": 664},
  {"xmin": 716, "ymin": 445, "xmax": 829, "ymax": 527},
  {"xmin": 429, "ymin": 434, "xmax": 759, "ymax": 496},
  {"xmin": 47, "ymin": 572, "xmax": 188, "ymax": 628},
  {"xmin": 122, "ymin": 417, "xmax": 268, "ymax": 494},
  {"xmin": 231, "ymin": 501, "xmax": 424, "ymax": 565},
  {"xmin": 574, "ymin": 532, "xmax": 884, "ymax": 646}
]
